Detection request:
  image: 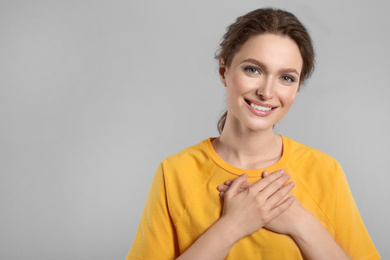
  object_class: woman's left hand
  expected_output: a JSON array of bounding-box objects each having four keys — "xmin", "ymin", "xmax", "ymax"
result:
[
  {"xmin": 218, "ymin": 171, "xmax": 351, "ymax": 259},
  {"xmin": 218, "ymin": 171, "xmax": 307, "ymax": 236}
]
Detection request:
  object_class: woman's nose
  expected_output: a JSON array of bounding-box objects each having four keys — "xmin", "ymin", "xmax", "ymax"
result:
[{"xmin": 256, "ymin": 78, "xmax": 275, "ymax": 100}]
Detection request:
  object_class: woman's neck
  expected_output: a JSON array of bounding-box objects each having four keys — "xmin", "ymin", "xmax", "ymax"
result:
[{"xmin": 213, "ymin": 119, "xmax": 283, "ymax": 170}]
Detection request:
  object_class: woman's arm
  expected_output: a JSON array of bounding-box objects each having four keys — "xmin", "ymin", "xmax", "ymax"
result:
[
  {"xmin": 288, "ymin": 206, "xmax": 350, "ymax": 260},
  {"xmin": 175, "ymin": 215, "xmax": 239, "ymax": 260},
  {"xmin": 177, "ymin": 171, "xmax": 295, "ymax": 260}
]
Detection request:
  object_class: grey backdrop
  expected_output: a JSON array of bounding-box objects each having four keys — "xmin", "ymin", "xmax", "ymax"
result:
[{"xmin": 1, "ymin": 0, "xmax": 389, "ymax": 259}]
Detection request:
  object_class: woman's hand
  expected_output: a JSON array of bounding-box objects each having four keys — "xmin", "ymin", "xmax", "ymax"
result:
[
  {"xmin": 218, "ymin": 170, "xmax": 306, "ymax": 236},
  {"xmin": 261, "ymin": 171, "xmax": 307, "ymax": 235},
  {"xmin": 219, "ymin": 170, "xmax": 295, "ymax": 242},
  {"xmin": 218, "ymin": 171, "xmax": 351, "ymax": 259}
]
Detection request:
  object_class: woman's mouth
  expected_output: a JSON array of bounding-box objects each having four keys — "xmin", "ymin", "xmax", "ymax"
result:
[
  {"xmin": 249, "ymin": 103, "xmax": 272, "ymax": 111},
  {"xmin": 245, "ymin": 99, "xmax": 276, "ymax": 111},
  {"xmin": 245, "ymin": 99, "xmax": 277, "ymax": 117}
]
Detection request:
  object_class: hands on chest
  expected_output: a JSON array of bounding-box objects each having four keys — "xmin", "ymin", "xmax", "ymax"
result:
[{"xmin": 217, "ymin": 169, "xmax": 308, "ymax": 239}]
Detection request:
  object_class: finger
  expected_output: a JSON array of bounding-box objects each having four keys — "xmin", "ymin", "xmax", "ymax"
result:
[
  {"xmin": 271, "ymin": 183, "xmax": 293, "ymax": 204},
  {"xmin": 272, "ymin": 192, "xmax": 294, "ymax": 209},
  {"xmin": 225, "ymin": 180, "xmax": 252, "ymax": 190},
  {"xmin": 259, "ymin": 173, "xmax": 291, "ymax": 199},
  {"xmin": 241, "ymin": 182, "xmax": 253, "ymax": 189},
  {"xmin": 262, "ymin": 170, "xmax": 269, "ymax": 177},
  {"xmin": 218, "ymin": 181, "xmax": 253, "ymax": 195},
  {"xmin": 224, "ymin": 173, "xmax": 248, "ymax": 199},
  {"xmin": 219, "ymin": 191, "xmax": 225, "ymax": 200},
  {"xmin": 217, "ymin": 185, "xmax": 229, "ymax": 192},
  {"xmin": 268, "ymin": 196, "xmax": 295, "ymax": 220},
  {"xmin": 249, "ymin": 169, "xmax": 286, "ymax": 193},
  {"xmin": 266, "ymin": 181, "xmax": 295, "ymax": 207}
]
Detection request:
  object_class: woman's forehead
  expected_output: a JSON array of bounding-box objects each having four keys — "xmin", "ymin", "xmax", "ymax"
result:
[{"xmin": 231, "ymin": 34, "xmax": 303, "ymax": 73}]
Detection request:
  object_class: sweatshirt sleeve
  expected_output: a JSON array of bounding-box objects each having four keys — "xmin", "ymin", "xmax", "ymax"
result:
[
  {"xmin": 126, "ymin": 162, "xmax": 179, "ymax": 260},
  {"xmin": 330, "ymin": 163, "xmax": 380, "ymax": 260}
]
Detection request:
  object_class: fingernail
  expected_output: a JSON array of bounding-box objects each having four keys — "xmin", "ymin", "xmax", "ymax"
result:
[
  {"xmin": 226, "ymin": 180, "xmax": 232, "ymax": 185},
  {"xmin": 242, "ymin": 173, "xmax": 248, "ymax": 177},
  {"xmin": 279, "ymin": 169, "xmax": 285, "ymax": 175}
]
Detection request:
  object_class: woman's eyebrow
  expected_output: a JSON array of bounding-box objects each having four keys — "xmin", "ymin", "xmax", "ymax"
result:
[
  {"xmin": 241, "ymin": 58, "xmax": 300, "ymax": 76},
  {"xmin": 281, "ymin": 68, "xmax": 300, "ymax": 77},
  {"xmin": 241, "ymin": 59, "xmax": 267, "ymax": 72}
]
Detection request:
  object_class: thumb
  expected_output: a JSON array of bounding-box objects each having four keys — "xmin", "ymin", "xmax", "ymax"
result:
[{"xmin": 225, "ymin": 173, "xmax": 248, "ymax": 199}]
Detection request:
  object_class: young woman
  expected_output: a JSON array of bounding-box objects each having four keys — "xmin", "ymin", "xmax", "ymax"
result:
[{"xmin": 126, "ymin": 8, "xmax": 380, "ymax": 260}]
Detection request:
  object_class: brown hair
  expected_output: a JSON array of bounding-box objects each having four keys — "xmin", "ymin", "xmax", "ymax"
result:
[{"xmin": 216, "ymin": 8, "xmax": 315, "ymax": 134}]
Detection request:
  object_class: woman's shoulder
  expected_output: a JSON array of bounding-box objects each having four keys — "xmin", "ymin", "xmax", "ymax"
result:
[
  {"xmin": 163, "ymin": 138, "xmax": 210, "ymax": 164},
  {"xmin": 283, "ymin": 136, "xmax": 345, "ymax": 199},
  {"xmin": 159, "ymin": 138, "xmax": 215, "ymax": 177},
  {"xmin": 283, "ymin": 136, "xmax": 341, "ymax": 170},
  {"xmin": 157, "ymin": 138, "xmax": 216, "ymax": 194}
]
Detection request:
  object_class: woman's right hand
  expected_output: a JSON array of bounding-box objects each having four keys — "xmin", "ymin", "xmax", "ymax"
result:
[{"xmin": 220, "ymin": 170, "xmax": 295, "ymax": 242}]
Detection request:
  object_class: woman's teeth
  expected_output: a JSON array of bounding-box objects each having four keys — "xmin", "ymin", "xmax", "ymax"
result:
[{"xmin": 250, "ymin": 103, "xmax": 272, "ymax": 111}]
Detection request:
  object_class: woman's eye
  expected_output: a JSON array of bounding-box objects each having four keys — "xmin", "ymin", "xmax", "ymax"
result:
[
  {"xmin": 244, "ymin": 67, "xmax": 259, "ymax": 74},
  {"xmin": 281, "ymin": 76, "xmax": 294, "ymax": 83}
]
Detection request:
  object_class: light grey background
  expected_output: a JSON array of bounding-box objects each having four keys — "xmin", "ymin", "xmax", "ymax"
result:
[{"xmin": 1, "ymin": 0, "xmax": 389, "ymax": 259}]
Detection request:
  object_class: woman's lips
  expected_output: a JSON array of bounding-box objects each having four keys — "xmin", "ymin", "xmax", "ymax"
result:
[
  {"xmin": 245, "ymin": 99, "xmax": 277, "ymax": 117},
  {"xmin": 245, "ymin": 99, "xmax": 276, "ymax": 108}
]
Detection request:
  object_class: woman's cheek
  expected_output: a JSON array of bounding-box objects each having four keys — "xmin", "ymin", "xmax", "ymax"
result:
[{"xmin": 231, "ymin": 75, "xmax": 255, "ymax": 93}]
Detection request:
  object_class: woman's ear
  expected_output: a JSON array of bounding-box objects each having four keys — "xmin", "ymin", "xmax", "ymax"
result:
[{"xmin": 219, "ymin": 57, "xmax": 227, "ymax": 87}]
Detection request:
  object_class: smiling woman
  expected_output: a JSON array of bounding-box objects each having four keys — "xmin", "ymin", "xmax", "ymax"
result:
[
  {"xmin": 126, "ymin": 8, "xmax": 380, "ymax": 260},
  {"xmin": 219, "ymin": 34, "xmax": 302, "ymax": 133}
]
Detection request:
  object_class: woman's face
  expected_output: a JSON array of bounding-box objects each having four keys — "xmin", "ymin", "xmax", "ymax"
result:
[{"xmin": 220, "ymin": 33, "xmax": 303, "ymax": 132}]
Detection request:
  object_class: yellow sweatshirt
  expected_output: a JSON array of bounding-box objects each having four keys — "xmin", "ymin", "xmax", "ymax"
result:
[{"xmin": 127, "ymin": 136, "xmax": 380, "ymax": 260}]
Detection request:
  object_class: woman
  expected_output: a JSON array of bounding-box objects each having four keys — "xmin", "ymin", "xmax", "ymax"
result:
[{"xmin": 126, "ymin": 8, "xmax": 380, "ymax": 259}]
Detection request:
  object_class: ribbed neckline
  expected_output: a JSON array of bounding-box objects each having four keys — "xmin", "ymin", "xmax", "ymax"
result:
[{"xmin": 203, "ymin": 135, "xmax": 290, "ymax": 178}]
